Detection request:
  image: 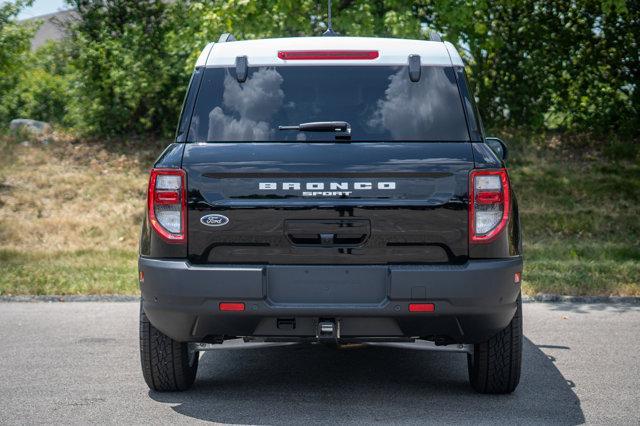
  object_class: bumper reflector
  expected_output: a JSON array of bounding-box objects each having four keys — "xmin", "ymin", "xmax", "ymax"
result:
[
  {"xmin": 219, "ymin": 302, "xmax": 245, "ymax": 312},
  {"xmin": 409, "ymin": 303, "xmax": 435, "ymax": 313},
  {"xmin": 514, "ymin": 272, "xmax": 522, "ymax": 284}
]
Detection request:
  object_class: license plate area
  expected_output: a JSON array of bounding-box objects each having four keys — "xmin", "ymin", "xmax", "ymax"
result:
[{"xmin": 266, "ymin": 266, "xmax": 387, "ymax": 304}]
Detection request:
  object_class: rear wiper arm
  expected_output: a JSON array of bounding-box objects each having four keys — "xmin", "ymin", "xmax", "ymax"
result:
[{"xmin": 278, "ymin": 121, "xmax": 351, "ymax": 133}]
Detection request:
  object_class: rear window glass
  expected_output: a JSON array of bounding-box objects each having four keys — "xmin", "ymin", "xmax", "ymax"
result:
[{"xmin": 187, "ymin": 66, "xmax": 469, "ymax": 142}]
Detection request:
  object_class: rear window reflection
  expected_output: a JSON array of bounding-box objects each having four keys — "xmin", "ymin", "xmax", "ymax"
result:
[{"xmin": 189, "ymin": 66, "xmax": 469, "ymax": 142}]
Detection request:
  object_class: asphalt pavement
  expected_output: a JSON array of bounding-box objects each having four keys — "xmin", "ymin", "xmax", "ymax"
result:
[{"xmin": 0, "ymin": 301, "xmax": 638, "ymax": 425}]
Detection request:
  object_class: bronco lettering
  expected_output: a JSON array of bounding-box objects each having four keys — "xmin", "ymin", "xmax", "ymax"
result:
[{"xmin": 258, "ymin": 182, "xmax": 396, "ymax": 191}]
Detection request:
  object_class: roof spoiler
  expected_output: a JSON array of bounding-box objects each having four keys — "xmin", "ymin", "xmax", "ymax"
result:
[
  {"xmin": 429, "ymin": 31, "xmax": 442, "ymax": 42},
  {"xmin": 218, "ymin": 33, "xmax": 236, "ymax": 43}
]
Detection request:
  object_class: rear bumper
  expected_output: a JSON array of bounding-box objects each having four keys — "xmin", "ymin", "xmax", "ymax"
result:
[{"xmin": 139, "ymin": 257, "xmax": 522, "ymax": 344}]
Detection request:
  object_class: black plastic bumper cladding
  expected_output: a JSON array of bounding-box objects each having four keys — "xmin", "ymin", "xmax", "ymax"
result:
[{"xmin": 139, "ymin": 257, "xmax": 522, "ymax": 344}]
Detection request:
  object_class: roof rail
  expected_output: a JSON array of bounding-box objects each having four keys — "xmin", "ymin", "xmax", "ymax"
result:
[
  {"xmin": 429, "ymin": 31, "xmax": 442, "ymax": 42},
  {"xmin": 218, "ymin": 33, "xmax": 236, "ymax": 43}
]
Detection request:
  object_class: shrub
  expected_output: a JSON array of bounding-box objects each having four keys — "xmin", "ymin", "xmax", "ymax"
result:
[{"xmin": 0, "ymin": 0, "xmax": 37, "ymax": 127}]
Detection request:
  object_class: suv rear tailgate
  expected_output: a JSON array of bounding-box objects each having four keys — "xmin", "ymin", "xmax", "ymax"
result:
[{"xmin": 183, "ymin": 142, "xmax": 473, "ymax": 265}]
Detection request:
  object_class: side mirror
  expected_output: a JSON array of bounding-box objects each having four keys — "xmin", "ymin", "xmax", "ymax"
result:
[{"xmin": 485, "ymin": 137, "xmax": 508, "ymax": 161}]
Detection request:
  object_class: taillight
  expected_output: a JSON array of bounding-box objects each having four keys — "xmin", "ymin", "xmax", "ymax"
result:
[
  {"xmin": 148, "ymin": 168, "xmax": 186, "ymax": 243},
  {"xmin": 277, "ymin": 50, "xmax": 379, "ymax": 60},
  {"xmin": 469, "ymin": 169, "xmax": 510, "ymax": 243}
]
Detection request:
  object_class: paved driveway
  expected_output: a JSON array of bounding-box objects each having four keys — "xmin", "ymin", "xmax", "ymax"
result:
[{"xmin": 0, "ymin": 302, "xmax": 638, "ymax": 424}]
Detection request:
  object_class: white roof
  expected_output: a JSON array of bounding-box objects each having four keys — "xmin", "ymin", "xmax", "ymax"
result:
[{"xmin": 196, "ymin": 37, "xmax": 463, "ymax": 68}]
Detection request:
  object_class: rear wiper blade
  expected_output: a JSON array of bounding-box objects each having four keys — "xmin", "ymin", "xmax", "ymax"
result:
[{"xmin": 278, "ymin": 121, "xmax": 351, "ymax": 133}]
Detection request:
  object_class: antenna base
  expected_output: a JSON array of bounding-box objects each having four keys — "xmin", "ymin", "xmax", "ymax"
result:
[{"xmin": 323, "ymin": 0, "xmax": 339, "ymax": 37}]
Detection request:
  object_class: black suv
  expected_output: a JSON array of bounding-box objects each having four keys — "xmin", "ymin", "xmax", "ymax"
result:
[{"xmin": 139, "ymin": 35, "xmax": 523, "ymax": 394}]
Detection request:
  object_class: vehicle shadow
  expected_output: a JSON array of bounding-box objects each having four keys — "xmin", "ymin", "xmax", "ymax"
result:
[{"xmin": 149, "ymin": 337, "xmax": 585, "ymax": 425}]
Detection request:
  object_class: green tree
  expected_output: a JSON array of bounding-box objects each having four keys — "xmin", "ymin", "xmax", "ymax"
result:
[
  {"xmin": 421, "ymin": 0, "xmax": 639, "ymax": 135},
  {"xmin": 65, "ymin": 0, "xmax": 194, "ymax": 136},
  {"xmin": 13, "ymin": 41, "xmax": 72, "ymax": 125},
  {"xmin": 0, "ymin": 0, "xmax": 37, "ymax": 126}
]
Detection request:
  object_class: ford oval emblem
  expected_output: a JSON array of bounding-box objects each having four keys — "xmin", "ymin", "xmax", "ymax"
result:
[{"xmin": 200, "ymin": 214, "xmax": 229, "ymax": 227}]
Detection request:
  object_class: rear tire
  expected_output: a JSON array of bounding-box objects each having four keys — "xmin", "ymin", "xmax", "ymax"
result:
[
  {"xmin": 467, "ymin": 294, "xmax": 523, "ymax": 394},
  {"xmin": 139, "ymin": 304, "xmax": 198, "ymax": 391}
]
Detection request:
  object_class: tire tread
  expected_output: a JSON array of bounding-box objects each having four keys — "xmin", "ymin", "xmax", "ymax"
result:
[
  {"xmin": 468, "ymin": 295, "xmax": 522, "ymax": 394},
  {"xmin": 139, "ymin": 304, "xmax": 198, "ymax": 391}
]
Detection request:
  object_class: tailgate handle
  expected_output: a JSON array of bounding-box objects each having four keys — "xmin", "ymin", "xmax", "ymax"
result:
[
  {"xmin": 320, "ymin": 233, "xmax": 335, "ymax": 245},
  {"xmin": 285, "ymin": 219, "xmax": 370, "ymax": 247},
  {"xmin": 287, "ymin": 232, "xmax": 367, "ymax": 246}
]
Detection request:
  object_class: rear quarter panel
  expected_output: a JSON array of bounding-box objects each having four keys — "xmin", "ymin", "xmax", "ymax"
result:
[
  {"xmin": 469, "ymin": 142, "xmax": 522, "ymax": 259},
  {"xmin": 139, "ymin": 143, "xmax": 187, "ymax": 258}
]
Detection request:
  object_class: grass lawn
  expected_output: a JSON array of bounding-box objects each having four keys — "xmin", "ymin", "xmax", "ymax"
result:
[
  {"xmin": 0, "ymin": 249, "xmax": 137, "ymax": 295},
  {"xmin": 0, "ymin": 133, "xmax": 638, "ymax": 296},
  {"xmin": 508, "ymin": 135, "xmax": 640, "ymax": 296},
  {"xmin": 0, "ymin": 134, "xmax": 152, "ymax": 295}
]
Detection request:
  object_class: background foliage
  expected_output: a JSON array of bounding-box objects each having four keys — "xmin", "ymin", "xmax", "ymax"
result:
[
  {"xmin": 0, "ymin": 0, "xmax": 637, "ymax": 139},
  {"xmin": 0, "ymin": 0, "xmax": 36, "ymax": 125},
  {"xmin": 424, "ymin": 0, "xmax": 639, "ymax": 135}
]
